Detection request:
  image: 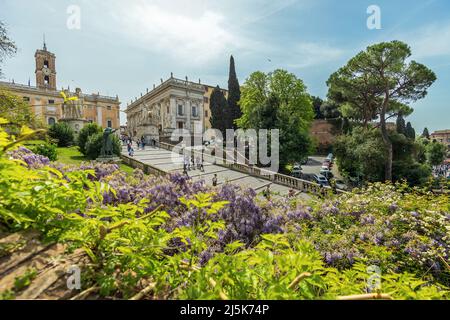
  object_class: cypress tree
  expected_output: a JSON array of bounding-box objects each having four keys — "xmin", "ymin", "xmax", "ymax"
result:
[
  {"xmin": 405, "ymin": 122, "xmax": 416, "ymax": 140},
  {"xmin": 227, "ymin": 55, "xmax": 241, "ymax": 129},
  {"xmin": 210, "ymin": 86, "xmax": 228, "ymax": 136},
  {"xmin": 422, "ymin": 127, "xmax": 430, "ymax": 139},
  {"xmin": 396, "ymin": 114, "xmax": 406, "ymax": 135}
]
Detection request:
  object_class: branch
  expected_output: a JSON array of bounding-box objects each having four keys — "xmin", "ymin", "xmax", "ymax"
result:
[
  {"xmin": 288, "ymin": 272, "xmax": 312, "ymax": 290},
  {"xmin": 337, "ymin": 293, "xmax": 393, "ymax": 300},
  {"xmin": 130, "ymin": 283, "xmax": 156, "ymax": 300},
  {"xmin": 70, "ymin": 286, "xmax": 99, "ymax": 300}
]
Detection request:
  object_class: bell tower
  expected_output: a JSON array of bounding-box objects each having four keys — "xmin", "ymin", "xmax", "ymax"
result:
[{"xmin": 35, "ymin": 37, "xmax": 57, "ymax": 90}]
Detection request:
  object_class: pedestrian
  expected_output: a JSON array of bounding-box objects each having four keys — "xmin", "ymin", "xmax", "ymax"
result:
[
  {"xmin": 129, "ymin": 147, "xmax": 134, "ymax": 157},
  {"xmin": 212, "ymin": 174, "xmax": 218, "ymax": 187},
  {"xmin": 184, "ymin": 156, "xmax": 190, "ymax": 171},
  {"xmin": 263, "ymin": 185, "xmax": 271, "ymax": 200},
  {"xmin": 288, "ymin": 189, "xmax": 296, "ymax": 198}
]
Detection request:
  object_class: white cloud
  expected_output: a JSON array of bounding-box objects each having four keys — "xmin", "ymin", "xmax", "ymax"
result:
[
  {"xmin": 106, "ymin": 0, "xmax": 240, "ymax": 65},
  {"xmin": 92, "ymin": 0, "xmax": 316, "ymax": 66},
  {"xmin": 394, "ymin": 23, "xmax": 450, "ymax": 59},
  {"xmin": 284, "ymin": 42, "xmax": 346, "ymax": 68}
]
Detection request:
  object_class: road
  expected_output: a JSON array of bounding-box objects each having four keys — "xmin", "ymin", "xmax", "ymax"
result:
[{"xmin": 301, "ymin": 156, "xmax": 341, "ymax": 179}]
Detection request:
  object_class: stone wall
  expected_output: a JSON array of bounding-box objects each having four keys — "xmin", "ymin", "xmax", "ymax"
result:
[{"xmin": 309, "ymin": 119, "xmax": 342, "ymax": 153}]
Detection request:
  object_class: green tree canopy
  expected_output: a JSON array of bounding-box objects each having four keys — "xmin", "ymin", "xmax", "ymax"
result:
[
  {"xmin": 0, "ymin": 21, "xmax": 17, "ymax": 78},
  {"xmin": 48, "ymin": 122, "xmax": 74, "ymax": 147},
  {"xmin": 320, "ymin": 101, "xmax": 342, "ymax": 119},
  {"xmin": 405, "ymin": 122, "xmax": 416, "ymax": 140},
  {"xmin": 421, "ymin": 127, "xmax": 430, "ymax": 139},
  {"xmin": 426, "ymin": 141, "xmax": 447, "ymax": 166},
  {"xmin": 237, "ymin": 69, "xmax": 314, "ymax": 169},
  {"xmin": 227, "ymin": 55, "xmax": 241, "ymax": 130},
  {"xmin": 311, "ymin": 96, "xmax": 324, "ymax": 119},
  {"xmin": 327, "ymin": 41, "xmax": 436, "ymax": 181},
  {"xmin": 209, "ymin": 86, "xmax": 228, "ymax": 136},
  {"xmin": 0, "ymin": 90, "xmax": 40, "ymax": 135},
  {"xmin": 335, "ymin": 126, "xmax": 432, "ymax": 186},
  {"xmin": 396, "ymin": 114, "xmax": 406, "ymax": 135},
  {"xmin": 77, "ymin": 122, "xmax": 103, "ymax": 155}
]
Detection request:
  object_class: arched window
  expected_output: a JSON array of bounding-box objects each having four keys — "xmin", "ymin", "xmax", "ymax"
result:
[
  {"xmin": 44, "ymin": 60, "xmax": 49, "ymax": 68},
  {"xmin": 48, "ymin": 117, "xmax": 56, "ymax": 126},
  {"xmin": 44, "ymin": 76, "xmax": 50, "ymax": 86}
]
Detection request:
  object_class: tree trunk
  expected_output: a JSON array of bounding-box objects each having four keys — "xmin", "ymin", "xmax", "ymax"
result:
[{"xmin": 380, "ymin": 93, "xmax": 393, "ymax": 181}]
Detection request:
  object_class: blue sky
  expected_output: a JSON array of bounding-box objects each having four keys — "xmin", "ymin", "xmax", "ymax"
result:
[{"xmin": 1, "ymin": 0, "xmax": 449, "ymax": 131}]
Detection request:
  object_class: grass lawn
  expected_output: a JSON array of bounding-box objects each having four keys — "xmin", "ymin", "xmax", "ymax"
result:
[
  {"xmin": 56, "ymin": 146, "xmax": 135, "ymax": 175},
  {"xmin": 23, "ymin": 140, "xmax": 134, "ymax": 175}
]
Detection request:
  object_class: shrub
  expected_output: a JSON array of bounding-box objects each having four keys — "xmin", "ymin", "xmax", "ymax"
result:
[
  {"xmin": 85, "ymin": 132, "xmax": 121, "ymax": 160},
  {"xmin": 31, "ymin": 142, "xmax": 57, "ymax": 161},
  {"xmin": 77, "ymin": 123, "xmax": 103, "ymax": 155},
  {"xmin": 48, "ymin": 122, "xmax": 74, "ymax": 147}
]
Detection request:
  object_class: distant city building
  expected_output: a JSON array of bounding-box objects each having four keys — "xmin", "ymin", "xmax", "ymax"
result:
[
  {"xmin": 0, "ymin": 42, "xmax": 121, "ymax": 132},
  {"xmin": 125, "ymin": 75, "xmax": 227, "ymax": 142},
  {"xmin": 431, "ymin": 129, "xmax": 450, "ymax": 153}
]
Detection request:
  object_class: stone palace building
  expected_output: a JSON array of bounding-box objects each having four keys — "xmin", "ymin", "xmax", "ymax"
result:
[
  {"xmin": 0, "ymin": 42, "xmax": 121, "ymax": 133},
  {"xmin": 125, "ymin": 75, "xmax": 227, "ymax": 142}
]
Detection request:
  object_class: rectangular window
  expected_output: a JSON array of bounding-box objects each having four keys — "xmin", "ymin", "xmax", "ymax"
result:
[
  {"xmin": 178, "ymin": 104, "xmax": 184, "ymax": 116},
  {"xmin": 203, "ymin": 97, "xmax": 209, "ymax": 103},
  {"xmin": 177, "ymin": 121, "xmax": 184, "ymax": 129},
  {"xmin": 192, "ymin": 106, "xmax": 198, "ymax": 117},
  {"xmin": 107, "ymin": 120, "xmax": 112, "ymax": 128},
  {"xmin": 107, "ymin": 106, "xmax": 112, "ymax": 110},
  {"xmin": 205, "ymin": 110, "xmax": 208, "ymax": 117},
  {"xmin": 48, "ymin": 99, "xmax": 55, "ymax": 105},
  {"xmin": 23, "ymin": 96, "xmax": 30, "ymax": 102}
]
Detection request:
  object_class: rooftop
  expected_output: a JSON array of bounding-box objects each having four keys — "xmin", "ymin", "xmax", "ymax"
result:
[
  {"xmin": 126, "ymin": 75, "xmax": 226, "ymax": 111},
  {"xmin": 431, "ymin": 130, "xmax": 450, "ymax": 135},
  {"xmin": 0, "ymin": 80, "xmax": 119, "ymax": 103}
]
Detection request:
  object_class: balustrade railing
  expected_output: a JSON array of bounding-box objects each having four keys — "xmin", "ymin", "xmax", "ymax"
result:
[{"xmin": 158, "ymin": 141, "xmax": 347, "ymax": 196}]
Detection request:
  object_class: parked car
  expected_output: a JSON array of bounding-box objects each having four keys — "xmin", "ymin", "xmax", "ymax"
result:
[
  {"xmin": 335, "ymin": 179, "xmax": 348, "ymax": 191},
  {"xmin": 321, "ymin": 165, "xmax": 331, "ymax": 172},
  {"xmin": 291, "ymin": 164, "xmax": 302, "ymax": 177},
  {"xmin": 313, "ymin": 174, "xmax": 329, "ymax": 187},
  {"xmin": 322, "ymin": 162, "xmax": 332, "ymax": 170},
  {"xmin": 326, "ymin": 153, "xmax": 334, "ymax": 161},
  {"xmin": 320, "ymin": 170, "xmax": 334, "ymax": 180},
  {"xmin": 300, "ymin": 157, "xmax": 309, "ymax": 165}
]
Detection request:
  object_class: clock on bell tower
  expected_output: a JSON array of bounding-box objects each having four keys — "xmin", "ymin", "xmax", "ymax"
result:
[{"xmin": 35, "ymin": 40, "xmax": 57, "ymax": 90}]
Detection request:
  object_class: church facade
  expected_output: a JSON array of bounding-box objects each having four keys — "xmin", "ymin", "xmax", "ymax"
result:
[{"xmin": 0, "ymin": 43, "xmax": 121, "ymax": 133}]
